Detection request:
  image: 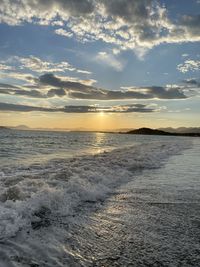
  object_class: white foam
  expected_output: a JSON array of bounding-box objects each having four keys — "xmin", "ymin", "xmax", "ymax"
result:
[{"xmin": 0, "ymin": 140, "xmax": 191, "ymax": 240}]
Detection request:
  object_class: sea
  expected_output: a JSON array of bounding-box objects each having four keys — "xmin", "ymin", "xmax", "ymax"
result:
[{"xmin": 0, "ymin": 129, "xmax": 200, "ymax": 267}]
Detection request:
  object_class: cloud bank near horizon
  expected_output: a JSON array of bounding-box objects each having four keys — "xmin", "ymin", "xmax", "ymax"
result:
[{"xmin": 0, "ymin": 102, "xmax": 161, "ymax": 113}]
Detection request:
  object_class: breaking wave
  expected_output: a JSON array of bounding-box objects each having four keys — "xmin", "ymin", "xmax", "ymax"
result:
[{"xmin": 0, "ymin": 140, "xmax": 191, "ymax": 242}]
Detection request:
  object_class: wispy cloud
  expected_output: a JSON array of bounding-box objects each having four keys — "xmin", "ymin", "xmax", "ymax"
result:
[
  {"xmin": 182, "ymin": 54, "xmax": 189, "ymax": 58},
  {"xmin": 0, "ymin": 56, "xmax": 92, "ymax": 75},
  {"xmin": 95, "ymin": 52, "xmax": 124, "ymax": 71}
]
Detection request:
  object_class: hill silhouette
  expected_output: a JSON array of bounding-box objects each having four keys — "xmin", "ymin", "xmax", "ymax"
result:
[{"xmin": 126, "ymin": 127, "xmax": 200, "ymax": 137}]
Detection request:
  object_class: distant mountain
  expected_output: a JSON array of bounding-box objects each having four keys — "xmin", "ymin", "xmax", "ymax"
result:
[
  {"xmin": 159, "ymin": 127, "xmax": 200, "ymax": 134},
  {"xmin": 127, "ymin": 128, "xmax": 174, "ymax": 135},
  {"xmin": 1, "ymin": 125, "xmax": 200, "ymax": 134},
  {"xmin": 0, "ymin": 126, "xmax": 10, "ymax": 130},
  {"xmin": 126, "ymin": 127, "xmax": 200, "ymax": 137},
  {"xmin": 11, "ymin": 125, "xmax": 30, "ymax": 130}
]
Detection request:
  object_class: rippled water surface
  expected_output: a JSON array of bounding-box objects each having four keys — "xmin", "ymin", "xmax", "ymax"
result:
[
  {"xmin": 1, "ymin": 130, "xmax": 144, "ymax": 167},
  {"xmin": 0, "ymin": 129, "xmax": 199, "ymax": 266}
]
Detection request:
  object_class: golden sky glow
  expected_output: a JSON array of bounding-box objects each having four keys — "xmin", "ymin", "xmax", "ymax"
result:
[{"xmin": 1, "ymin": 109, "xmax": 199, "ymax": 131}]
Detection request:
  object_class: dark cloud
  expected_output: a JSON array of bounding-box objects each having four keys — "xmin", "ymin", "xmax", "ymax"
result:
[
  {"xmin": 0, "ymin": 102, "xmax": 55, "ymax": 112},
  {"xmin": 38, "ymin": 73, "xmax": 187, "ymax": 100},
  {"xmin": 101, "ymin": 0, "xmax": 151, "ymax": 24},
  {"xmin": 98, "ymin": 0, "xmax": 172, "ymax": 47},
  {"xmin": 14, "ymin": 89, "xmax": 46, "ymax": 98},
  {"xmin": 146, "ymin": 86, "xmax": 187, "ymax": 99},
  {"xmin": 62, "ymin": 104, "xmax": 157, "ymax": 113},
  {"xmin": 67, "ymin": 89, "xmax": 152, "ymax": 100},
  {"xmin": 37, "ymin": 0, "xmax": 95, "ymax": 16},
  {"xmin": 47, "ymin": 88, "xmax": 66, "ymax": 97},
  {"xmin": 39, "ymin": 73, "xmax": 93, "ymax": 92},
  {"xmin": 0, "ymin": 73, "xmax": 188, "ymax": 100},
  {"xmin": 182, "ymin": 78, "xmax": 200, "ymax": 87},
  {"xmin": 180, "ymin": 15, "xmax": 200, "ymax": 37},
  {"xmin": 0, "ymin": 87, "xmax": 46, "ymax": 98},
  {"xmin": 100, "ymin": 2, "xmax": 200, "ymax": 45},
  {"xmin": 0, "ymin": 0, "xmax": 94, "ymax": 25},
  {"xmin": 0, "ymin": 83, "xmax": 19, "ymax": 89},
  {"xmin": 0, "ymin": 102, "xmax": 158, "ymax": 113}
]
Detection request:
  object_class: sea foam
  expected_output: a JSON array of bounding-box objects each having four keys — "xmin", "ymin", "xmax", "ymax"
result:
[{"xmin": 0, "ymin": 140, "xmax": 191, "ymax": 241}]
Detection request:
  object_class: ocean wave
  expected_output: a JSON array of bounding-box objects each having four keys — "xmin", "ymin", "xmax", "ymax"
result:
[{"xmin": 0, "ymin": 140, "xmax": 191, "ymax": 241}]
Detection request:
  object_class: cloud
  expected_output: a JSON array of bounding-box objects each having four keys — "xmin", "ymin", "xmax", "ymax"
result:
[
  {"xmin": 0, "ymin": 71, "xmax": 36, "ymax": 83},
  {"xmin": 14, "ymin": 56, "xmax": 76, "ymax": 73},
  {"xmin": 179, "ymin": 78, "xmax": 200, "ymax": 97},
  {"xmin": 180, "ymin": 15, "xmax": 200, "ymax": 37},
  {"xmin": 177, "ymin": 60, "xmax": 200, "ymax": 73},
  {"xmin": 39, "ymin": 73, "xmax": 95, "ymax": 92},
  {"xmin": 0, "ymin": 0, "xmax": 200, "ymax": 55},
  {"xmin": 95, "ymin": 52, "xmax": 124, "ymax": 71},
  {"xmin": 0, "ymin": 82, "xmax": 47, "ymax": 98},
  {"xmin": 55, "ymin": 28, "xmax": 73, "ymax": 38},
  {"xmin": 51, "ymin": 20, "xmax": 64, "ymax": 26},
  {"xmin": 0, "ymin": 0, "xmax": 95, "ymax": 25},
  {"xmin": 182, "ymin": 54, "xmax": 189, "ymax": 58},
  {"xmin": 39, "ymin": 73, "xmax": 187, "ymax": 100},
  {"xmin": 182, "ymin": 78, "xmax": 200, "ymax": 87},
  {"xmin": 0, "ymin": 73, "xmax": 188, "ymax": 100},
  {"xmin": 0, "ymin": 102, "xmax": 56, "ymax": 112},
  {"xmin": 62, "ymin": 103, "xmax": 159, "ymax": 113},
  {"xmin": 76, "ymin": 70, "xmax": 92, "ymax": 75},
  {"xmin": 0, "ymin": 83, "xmax": 19, "ymax": 89},
  {"xmin": 47, "ymin": 88, "xmax": 66, "ymax": 97},
  {"xmin": 0, "ymin": 87, "xmax": 46, "ymax": 98},
  {"xmin": 0, "ymin": 56, "xmax": 91, "ymax": 75},
  {"xmin": 0, "ymin": 63, "xmax": 13, "ymax": 71},
  {"xmin": 0, "ymin": 102, "xmax": 160, "ymax": 113}
]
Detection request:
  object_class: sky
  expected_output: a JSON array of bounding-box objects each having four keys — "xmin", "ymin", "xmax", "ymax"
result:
[{"xmin": 0, "ymin": 0, "xmax": 200, "ymax": 130}]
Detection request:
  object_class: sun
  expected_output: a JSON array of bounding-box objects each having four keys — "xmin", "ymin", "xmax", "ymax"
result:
[{"xmin": 99, "ymin": 111, "xmax": 105, "ymax": 116}]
